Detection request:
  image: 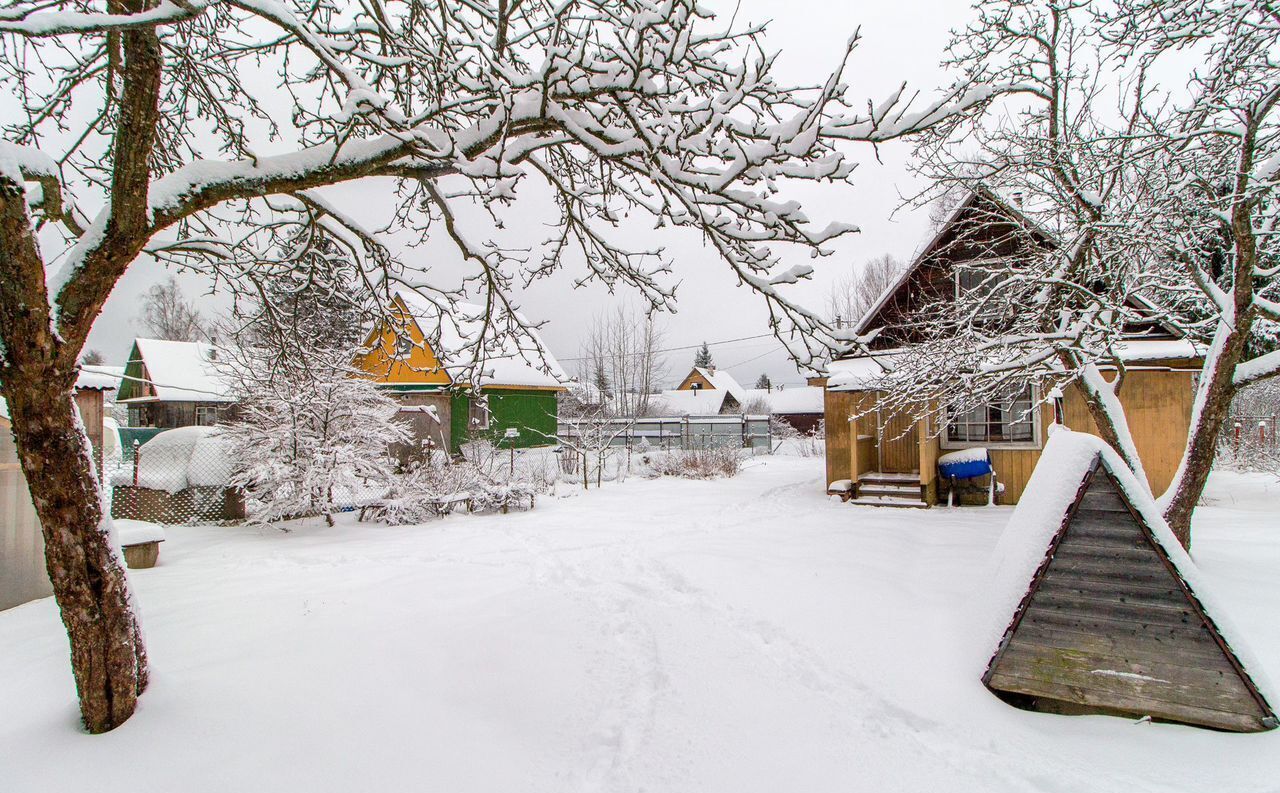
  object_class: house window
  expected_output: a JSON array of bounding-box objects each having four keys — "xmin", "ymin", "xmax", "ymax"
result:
[
  {"xmin": 195, "ymin": 405, "xmax": 219, "ymax": 426},
  {"xmin": 944, "ymin": 387, "xmax": 1038, "ymax": 448},
  {"xmin": 394, "ymin": 335, "xmax": 414, "ymax": 359},
  {"xmin": 469, "ymin": 398, "xmax": 490, "ymax": 430},
  {"xmin": 129, "ymin": 404, "xmax": 156, "ymax": 427}
]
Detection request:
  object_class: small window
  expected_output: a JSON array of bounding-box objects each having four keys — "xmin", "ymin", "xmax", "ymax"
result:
[
  {"xmin": 394, "ymin": 335, "xmax": 414, "ymax": 359},
  {"xmin": 195, "ymin": 405, "xmax": 219, "ymax": 426},
  {"xmin": 945, "ymin": 386, "xmax": 1037, "ymax": 447},
  {"xmin": 469, "ymin": 398, "xmax": 490, "ymax": 430}
]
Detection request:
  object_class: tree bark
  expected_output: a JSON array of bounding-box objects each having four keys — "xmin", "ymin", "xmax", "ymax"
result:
[
  {"xmin": 5, "ymin": 372, "xmax": 149, "ymax": 733},
  {"xmin": 1162, "ymin": 325, "xmax": 1248, "ymax": 549}
]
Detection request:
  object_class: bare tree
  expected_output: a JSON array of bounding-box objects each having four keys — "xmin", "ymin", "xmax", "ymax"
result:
[
  {"xmin": 827, "ymin": 254, "xmax": 905, "ymax": 329},
  {"xmin": 873, "ymin": 0, "xmax": 1280, "ymax": 546},
  {"xmin": 139, "ymin": 275, "xmax": 207, "ymax": 341},
  {"xmin": 578, "ymin": 306, "xmax": 669, "ymax": 417},
  {"xmin": 0, "ymin": 0, "xmax": 1003, "ymax": 731}
]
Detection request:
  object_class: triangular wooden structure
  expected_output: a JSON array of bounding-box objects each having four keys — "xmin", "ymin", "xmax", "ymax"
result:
[{"xmin": 984, "ymin": 447, "xmax": 1277, "ymax": 732}]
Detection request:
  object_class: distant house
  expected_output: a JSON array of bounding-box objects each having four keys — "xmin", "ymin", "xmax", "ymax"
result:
[
  {"xmin": 353, "ymin": 292, "xmax": 567, "ymax": 453},
  {"xmin": 116, "ymin": 338, "xmax": 234, "ymax": 429},
  {"xmin": 660, "ymin": 366, "xmax": 747, "ymax": 415},
  {"xmin": 819, "ymin": 188, "xmax": 1200, "ymax": 507},
  {"xmin": 659, "ymin": 366, "xmax": 824, "ymax": 429}
]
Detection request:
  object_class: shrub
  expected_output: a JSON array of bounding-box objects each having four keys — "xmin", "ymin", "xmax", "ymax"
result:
[{"xmin": 639, "ymin": 447, "xmax": 742, "ymax": 479}]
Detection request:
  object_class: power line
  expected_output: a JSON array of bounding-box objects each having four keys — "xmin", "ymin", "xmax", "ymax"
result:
[{"xmin": 557, "ymin": 331, "xmax": 776, "ymax": 363}]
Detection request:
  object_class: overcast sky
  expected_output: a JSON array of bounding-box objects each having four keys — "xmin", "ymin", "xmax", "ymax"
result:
[{"xmin": 83, "ymin": 0, "xmax": 972, "ymax": 388}]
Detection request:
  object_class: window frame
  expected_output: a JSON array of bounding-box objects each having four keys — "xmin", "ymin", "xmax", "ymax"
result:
[
  {"xmin": 195, "ymin": 404, "xmax": 220, "ymax": 427},
  {"xmin": 469, "ymin": 398, "xmax": 491, "ymax": 431},
  {"xmin": 940, "ymin": 385, "xmax": 1043, "ymax": 451}
]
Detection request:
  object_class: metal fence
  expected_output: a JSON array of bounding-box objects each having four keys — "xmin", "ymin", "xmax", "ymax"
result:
[{"xmin": 556, "ymin": 414, "xmax": 773, "ymax": 452}]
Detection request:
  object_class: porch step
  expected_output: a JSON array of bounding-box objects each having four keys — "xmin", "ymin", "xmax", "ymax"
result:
[
  {"xmin": 858, "ymin": 484, "xmax": 921, "ymax": 499},
  {"xmin": 858, "ymin": 472, "xmax": 919, "ymax": 484},
  {"xmin": 848, "ymin": 495, "xmax": 929, "ymax": 509}
]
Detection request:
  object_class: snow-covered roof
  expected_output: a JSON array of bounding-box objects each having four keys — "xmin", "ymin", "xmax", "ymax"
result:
[
  {"xmin": 655, "ymin": 388, "xmax": 731, "ymax": 415},
  {"xmin": 825, "ymin": 354, "xmax": 897, "ymax": 392},
  {"xmin": 396, "ymin": 292, "xmax": 566, "ymax": 389},
  {"xmin": 77, "ymin": 365, "xmax": 124, "ymax": 390},
  {"xmin": 1114, "ymin": 338, "xmax": 1201, "ymax": 362},
  {"xmin": 751, "ymin": 385, "xmax": 824, "ymax": 414},
  {"xmin": 123, "ymin": 338, "xmax": 235, "ymax": 403},
  {"xmin": 979, "ymin": 429, "xmax": 1277, "ymax": 703},
  {"xmin": 689, "ymin": 367, "xmax": 748, "ymax": 404}
]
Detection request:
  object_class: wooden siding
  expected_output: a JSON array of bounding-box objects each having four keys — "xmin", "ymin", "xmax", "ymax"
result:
[
  {"xmin": 824, "ymin": 390, "xmax": 853, "ymax": 486},
  {"xmin": 353, "ymin": 295, "xmax": 453, "ymax": 386},
  {"xmin": 1062, "ymin": 367, "xmax": 1195, "ymax": 495},
  {"xmin": 986, "ymin": 464, "xmax": 1275, "ymax": 732},
  {"xmin": 450, "ymin": 388, "xmax": 559, "ymax": 454},
  {"xmin": 878, "ymin": 405, "xmax": 919, "ymax": 474},
  {"xmin": 821, "ymin": 381, "xmax": 1198, "ymax": 507},
  {"xmin": 0, "ymin": 416, "xmax": 51, "ymax": 610},
  {"xmin": 126, "ymin": 400, "xmax": 228, "ymax": 430},
  {"xmin": 676, "ymin": 369, "xmax": 716, "ymax": 391}
]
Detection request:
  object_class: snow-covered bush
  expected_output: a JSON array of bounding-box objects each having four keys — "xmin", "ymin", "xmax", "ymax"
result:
[
  {"xmin": 223, "ymin": 372, "xmax": 409, "ymax": 527},
  {"xmin": 376, "ymin": 444, "xmax": 545, "ymax": 525},
  {"xmin": 639, "ymin": 447, "xmax": 743, "ymax": 480}
]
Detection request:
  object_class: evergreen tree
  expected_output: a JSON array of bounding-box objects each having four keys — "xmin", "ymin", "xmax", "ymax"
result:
[
  {"xmin": 694, "ymin": 341, "xmax": 713, "ymax": 369},
  {"xmin": 755, "ymin": 373, "xmax": 772, "ymax": 390}
]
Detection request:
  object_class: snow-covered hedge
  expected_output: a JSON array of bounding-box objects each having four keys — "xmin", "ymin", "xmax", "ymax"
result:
[{"xmin": 637, "ymin": 447, "xmax": 743, "ymax": 479}]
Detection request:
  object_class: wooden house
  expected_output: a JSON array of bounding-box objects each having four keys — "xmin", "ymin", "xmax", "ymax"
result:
[
  {"xmin": 983, "ymin": 430, "xmax": 1276, "ymax": 732},
  {"xmin": 353, "ymin": 293, "xmax": 566, "ymax": 454},
  {"xmin": 821, "ymin": 188, "xmax": 1201, "ymax": 507},
  {"xmin": 659, "ymin": 366, "xmax": 747, "ymax": 415},
  {"xmin": 117, "ymin": 338, "xmax": 235, "ymax": 430}
]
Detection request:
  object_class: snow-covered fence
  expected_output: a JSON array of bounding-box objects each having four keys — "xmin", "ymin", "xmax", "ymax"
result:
[
  {"xmin": 1219, "ymin": 414, "xmax": 1280, "ymax": 471},
  {"xmin": 110, "ymin": 427, "xmax": 246, "ymax": 524},
  {"xmin": 556, "ymin": 415, "xmax": 772, "ymax": 453}
]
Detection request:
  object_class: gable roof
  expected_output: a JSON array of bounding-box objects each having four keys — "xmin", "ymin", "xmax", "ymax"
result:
[
  {"xmin": 854, "ymin": 188, "xmax": 1054, "ymax": 338},
  {"xmin": 118, "ymin": 338, "xmax": 235, "ymax": 403},
  {"xmin": 657, "ymin": 388, "xmax": 732, "ymax": 415},
  {"xmin": 684, "ymin": 367, "xmax": 749, "ymax": 404},
  {"xmin": 981, "ymin": 430, "xmax": 1277, "ymax": 732},
  {"xmin": 394, "ymin": 292, "xmax": 566, "ymax": 389}
]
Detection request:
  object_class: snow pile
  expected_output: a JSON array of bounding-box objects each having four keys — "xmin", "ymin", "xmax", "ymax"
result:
[
  {"xmin": 978, "ymin": 430, "xmax": 1278, "ymax": 703},
  {"xmin": 825, "ymin": 354, "xmax": 895, "ymax": 391},
  {"xmin": 122, "ymin": 426, "xmax": 234, "ymax": 493},
  {"xmin": 2, "ymin": 457, "xmax": 1280, "ymax": 791},
  {"xmin": 114, "ymin": 519, "xmax": 166, "ymax": 546},
  {"xmin": 937, "ymin": 447, "xmax": 989, "ymax": 465}
]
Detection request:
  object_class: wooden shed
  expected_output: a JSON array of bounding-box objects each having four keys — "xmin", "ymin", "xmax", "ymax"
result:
[{"xmin": 983, "ymin": 430, "xmax": 1277, "ymax": 733}]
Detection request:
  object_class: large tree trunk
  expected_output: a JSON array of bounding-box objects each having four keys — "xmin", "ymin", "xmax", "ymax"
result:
[
  {"xmin": 1161, "ymin": 323, "xmax": 1248, "ymax": 549},
  {"xmin": 5, "ymin": 373, "xmax": 149, "ymax": 733}
]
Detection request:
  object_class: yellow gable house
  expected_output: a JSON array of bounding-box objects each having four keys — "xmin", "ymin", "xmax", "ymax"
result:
[{"xmin": 353, "ymin": 293, "xmax": 567, "ymax": 455}]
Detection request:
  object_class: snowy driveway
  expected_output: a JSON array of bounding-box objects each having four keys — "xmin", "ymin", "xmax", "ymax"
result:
[{"xmin": 2, "ymin": 457, "xmax": 1278, "ymax": 792}]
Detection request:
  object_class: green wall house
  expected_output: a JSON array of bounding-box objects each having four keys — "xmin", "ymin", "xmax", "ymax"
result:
[
  {"xmin": 450, "ymin": 387, "xmax": 560, "ymax": 454},
  {"xmin": 355, "ymin": 292, "xmax": 566, "ymax": 455}
]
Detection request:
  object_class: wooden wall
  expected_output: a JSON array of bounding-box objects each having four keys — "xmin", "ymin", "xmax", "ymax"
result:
[
  {"xmin": 0, "ymin": 417, "xmax": 51, "ymax": 610},
  {"xmin": 676, "ymin": 369, "xmax": 715, "ymax": 391},
  {"xmin": 824, "ymin": 390, "xmax": 853, "ymax": 486},
  {"xmin": 987, "ymin": 466, "xmax": 1274, "ymax": 732},
  {"xmin": 1062, "ymin": 366, "xmax": 1196, "ymax": 496}
]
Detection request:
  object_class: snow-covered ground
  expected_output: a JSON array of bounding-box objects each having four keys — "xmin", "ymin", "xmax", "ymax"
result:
[{"xmin": 2, "ymin": 456, "xmax": 1278, "ymax": 792}]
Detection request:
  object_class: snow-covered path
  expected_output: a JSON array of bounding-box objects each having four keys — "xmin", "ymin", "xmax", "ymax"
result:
[{"xmin": 2, "ymin": 457, "xmax": 1278, "ymax": 792}]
